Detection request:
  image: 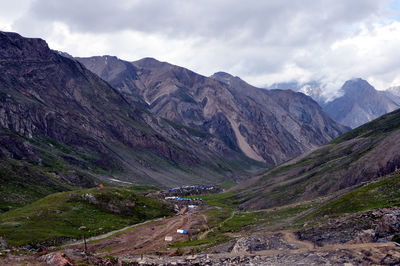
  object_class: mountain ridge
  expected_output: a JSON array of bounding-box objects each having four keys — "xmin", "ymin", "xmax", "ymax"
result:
[{"xmin": 77, "ymin": 55, "xmax": 348, "ymax": 166}]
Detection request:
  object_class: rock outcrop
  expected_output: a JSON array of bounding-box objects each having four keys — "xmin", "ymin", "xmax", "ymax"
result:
[
  {"xmin": 39, "ymin": 252, "xmax": 74, "ymax": 266},
  {"xmin": 375, "ymin": 210, "xmax": 400, "ymax": 239},
  {"xmin": 0, "ymin": 237, "xmax": 9, "ymax": 250}
]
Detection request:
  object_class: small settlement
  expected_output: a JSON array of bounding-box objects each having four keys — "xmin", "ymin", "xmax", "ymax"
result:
[
  {"xmin": 158, "ymin": 185, "xmax": 221, "ymax": 214},
  {"xmin": 163, "ymin": 185, "xmax": 221, "ymax": 197},
  {"xmin": 148, "ymin": 185, "xmax": 222, "ymax": 242}
]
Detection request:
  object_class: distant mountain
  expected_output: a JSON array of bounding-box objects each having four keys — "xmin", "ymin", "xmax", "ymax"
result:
[
  {"xmin": 75, "ymin": 55, "xmax": 147, "ymax": 108},
  {"xmin": 385, "ymin": 86, "xmax": 400, "ymax": 105},
  {"xmin": 323, "ymin": 78, "xmax": 400, "ymax": 128},
  {"xmin": 77, "ymin": 56, "xmax": 348, "ymax": 166},
  {"xmin": 268, "ymin": 81, "xmax": 326, "ymax": 105},
  {"xmin": 387, "ymin": 86, "xmax": 400, "ymax": 97}
]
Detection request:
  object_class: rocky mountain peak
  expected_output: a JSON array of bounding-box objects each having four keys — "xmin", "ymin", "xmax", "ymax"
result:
[
  {"xmin": 133, "ymin": 57, "xmax": 168, "ymax": 68},
  {"xmin": 341, "ymin": 78, "xmax": 375, "ymax": 98},
  {"xmin": 324, "ymin": 78, "xmax": 400, "ymax": 128},
  {"xmin": 0, "ymin": 31, "xmax": 51, "ymax": 60},
  {"xmin": 96, "ymin": 55, "xmax": 120, "ymax": 64},
  {"xmin": 211, "ymin": 71, "xmax": 235, "ymax": 82}
]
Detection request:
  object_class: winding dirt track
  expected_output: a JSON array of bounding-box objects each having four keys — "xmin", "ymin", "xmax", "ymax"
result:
[{"xmin": 67, "ymin": 211, "xmax": 206, "ymax": 256}]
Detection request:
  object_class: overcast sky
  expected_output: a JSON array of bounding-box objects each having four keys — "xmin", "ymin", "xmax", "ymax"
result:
[{"xmin": 1, "ymin": 0, "xmax": 400, "ymax": 98}]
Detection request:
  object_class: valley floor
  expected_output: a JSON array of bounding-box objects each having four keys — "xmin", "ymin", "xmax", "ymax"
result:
[
  {"xmin": 2, "ymin": 172, "xmax": 400, "ymax": 265},
  {"xmin": 2, "ymin": 204, "xmax": 400, "ymax": 265}
]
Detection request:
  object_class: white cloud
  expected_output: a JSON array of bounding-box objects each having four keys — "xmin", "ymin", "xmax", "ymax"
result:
[
  {"xmin": 0, "ymin": 0, "xmax": 31, "ymax": 31},
  {"xmin": 1, "ymin": 0, "xmax": 400, "ymax": 97},
  {"xmin": 320, "ymin": 21, "xmax": 400, "ymax": 91}
]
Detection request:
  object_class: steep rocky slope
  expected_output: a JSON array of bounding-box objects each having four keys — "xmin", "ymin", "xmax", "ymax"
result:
[
  {"xmin": 236, "ymin": 107, "xmax": 400, "ymax": 210},
  {"xmin": 0, "ymin": 31, "xmax": 258, "ymax": 207},
  {"xmin": 211, "ymin": 72, "xmax": 347, "ymax": 162},
  {"xmin": 323, "ymin": 78, "xmax": 400, "ymax": 128},
  {"xmin": 77, "ymin": 56, "xmax": 347, "ymax": 166}
]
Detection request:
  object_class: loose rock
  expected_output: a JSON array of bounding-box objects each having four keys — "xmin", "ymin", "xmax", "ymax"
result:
[
  {"xmin": 39, "ymin": 252, "xmax": 75, "ymax": 266},
  {"xmin": 0, "ymin": 237, "xmax": 9, "ymax": 250}
]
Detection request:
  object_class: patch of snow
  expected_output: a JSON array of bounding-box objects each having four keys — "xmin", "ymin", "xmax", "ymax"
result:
[{"xmin": 109, "ymin": 178, "xmax": 134, "ymax": 184}]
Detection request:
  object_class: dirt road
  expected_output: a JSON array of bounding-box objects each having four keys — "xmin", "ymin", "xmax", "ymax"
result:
[{"xmin": 68, "ymin": 211, "xmax": 207, "ymax": 256}]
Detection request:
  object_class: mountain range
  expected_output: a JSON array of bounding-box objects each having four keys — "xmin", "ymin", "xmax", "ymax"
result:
[
  {"xmin": 274, "ymin": 79, "xmax": 400, "ymax": 128},
  {"xmin": 76, "ymin": 55, "xmax": 347, "ymax": 166},
  {"xmin": 0, "ymin": 31, "xmax": 349, "ymax": 207}
]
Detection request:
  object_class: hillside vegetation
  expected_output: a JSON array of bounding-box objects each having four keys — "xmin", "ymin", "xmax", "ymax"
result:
[{"xmin": 0, "ymin": 187, "xmax": 173, "ymax": 246}]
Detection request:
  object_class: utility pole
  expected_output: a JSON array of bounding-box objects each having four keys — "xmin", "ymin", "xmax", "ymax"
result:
[{"xmin": 79, "ymin": 226, "xmax": 88, "ymax": 254}]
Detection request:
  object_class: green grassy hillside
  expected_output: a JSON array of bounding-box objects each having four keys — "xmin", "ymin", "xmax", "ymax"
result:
[
  {"xmin": 304, "ymin": 172, "xmax": 400, "ymax": 219},
  {"xmin": 0, "ymin": 187, "xmax": 173, "ymax": 246}
]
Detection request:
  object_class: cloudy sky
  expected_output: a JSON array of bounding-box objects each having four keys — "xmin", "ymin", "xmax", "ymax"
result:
[{"xmin": 1, "ymin": 0, "xmax": 400, "ymax": 98}]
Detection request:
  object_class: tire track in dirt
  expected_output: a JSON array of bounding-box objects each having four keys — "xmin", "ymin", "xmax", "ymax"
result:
[
  {"xmin": 107, "ymin": 215, "xmax": 188, "ymax": 256},
  {"xmin": 69, "ymin": 211, "xmax": 207, "ymax": 257}
]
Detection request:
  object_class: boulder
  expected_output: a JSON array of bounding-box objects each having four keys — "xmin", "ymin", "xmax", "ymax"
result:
[
  {"xmin": 39, "ymin": 252, "xmax": 75, "ymax": 266},
  {"xmin": 375, "ymin": 210, "xmax": 400, "ymax": 238},
  {"xmin": 349, "ymin": 229, "xmax": 375, "ymax": 244},
  {"xmin": 381, "ymin": 254, "xmax": 400, "ymax": 265},
  {"xmin": 0, "ymin": 237, "xmax": 9, "ymax": 249}
]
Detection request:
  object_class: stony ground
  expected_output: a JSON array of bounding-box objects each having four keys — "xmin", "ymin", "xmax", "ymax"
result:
[
  {"xmin": 121, "ymin": 239, "xmax": 399, "ymax": 265},
  {"xmin": 2, "ymin": 205, "xmax": 400, "ymax": 265},
  {"xmin": 297, "ymin": 207, "xmax": 400, "ymax": 245},
  {"xmin": 2, "ymin": 228, "xmax": 399, "ymax": 265}
]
